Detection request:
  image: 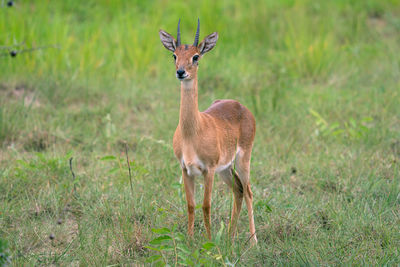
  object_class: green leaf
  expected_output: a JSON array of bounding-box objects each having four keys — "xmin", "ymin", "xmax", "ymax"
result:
[
  {"xmin": 16, "ymin": 160, "xmax": 30, "ymax": 168},
  {"xmin": 134, "ymin": 164, "xmax": 149, "ymax": 174},
  {"xmin": 145, "ymin": 255, "xmax": 162, "ymax": 262},
  {"xmin": 349, "ymin": 118, "xmax": 357, "ymax": 128},
  {"xmin": 332, "ymin": 129, "xmax": 344, "ymax": 136},
  {"xmin": 178, "ymin": 254, "xmax": 190, "ymax": 261},
  {"xmin": 264, "ymin": 203, "xmax": 272, "ymax": 212},
  {"xmin": 151, "ymin": 228, "xmax": 171, "ymax": 234},
  {"xmin": 158, "ymin": 244, "xmax": 174, "ymax": 251},
  {"xmin": 100, "ymin": 155, "xmax": 116, "ymax": 161},
  {"xmin": 149, "ymin": 235, "xmax": 172, "ymax": 245},
  {"xmin": 155, "ymin": 260, "xmax": 167, "ymax": 267},
  {"xmin": 177, "ymin": 244, "xmax": 190, "ymax": 254},
  {"xmin": 178, "ymin": 261, "xmax": 190, "ymax": 266},
  {"xmin": 216, "ymin": 220, "xmax": 225, "ymax": 244},
  {"xmin": 359, "ymin": 125, "xmax": 369, "ymax": 132},
  {"xmin": 214, "ymin": 254, "xmax": 223, "ymax": 260},
  {"xmin": 108, "ymin": 167, "xmax": 119, "ymax": 174},
  {"xmin": 171, "ymin": 182, "xmax": 181, "ymax": 189},
  {"xmin": 309, "ymin": 108, "xmax": 328, "ymax": 126},
  {"xmin": 145, "ymin": 244, "xmax": 173, "ymax": 251},
  {"xmin": 256, "ymin": 200, "xmax": 272, "ymax": 212},
  {"xmin": 362, "ymin": 117, "xmax": 373, "ymax": 122},
  {"xmin": 175, "ymin": 232, "xmax": 185, "ymax": 241},
  {"xmin": 192, "ymin": 249, "xmax": 200, "ymax": 260},
  {"xmin": 202, "ymin": 242, "xmax": 215, "ymax": 251},
  {"xmin": 329, "ymin": 122, "xmax": 340, "ymax": 131},
  {"xmin": 144, "ymin": 245, "xmax": 162, "ymax": 252}
]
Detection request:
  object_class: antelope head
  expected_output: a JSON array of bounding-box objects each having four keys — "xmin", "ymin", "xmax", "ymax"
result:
[{"xmin": 159, "ymin": 19, "xmax": 219, "ymax": 81}]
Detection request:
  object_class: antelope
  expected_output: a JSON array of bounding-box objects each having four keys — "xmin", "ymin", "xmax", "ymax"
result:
[{"xmin": 159, "ymin": 19, "xmax": 257, "ymax": 244}]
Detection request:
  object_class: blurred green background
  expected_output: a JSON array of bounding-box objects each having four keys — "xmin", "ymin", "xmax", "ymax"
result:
[{"xmin": 0, "ymin": 0, "xmax": 399, "ymax": 265}]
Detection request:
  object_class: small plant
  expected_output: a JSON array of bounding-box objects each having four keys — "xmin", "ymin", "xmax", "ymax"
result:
[
  {"xmin": 309, "ymin": 109, "xmax": 372, "ymax": 140},
  {"xmin": 103, "ymin": 113, "xmax": 116, "ymax": 140},
  {"xmin": 146, "ymin": 226, "xmax": 231, "ymax": 266},
  {"xmin": 100, "ymin": 154, "xmax": 149, "ymax": 178}
]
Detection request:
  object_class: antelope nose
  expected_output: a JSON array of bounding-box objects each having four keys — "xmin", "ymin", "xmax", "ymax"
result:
[{"xmin": 176, "ymin": 69, "xmax": 186, "ymax": 76}]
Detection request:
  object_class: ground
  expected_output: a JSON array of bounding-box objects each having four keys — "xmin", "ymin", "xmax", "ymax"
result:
[{"xmin": 0, "ymin": 0, "xmax": 399, "ymax": 265}]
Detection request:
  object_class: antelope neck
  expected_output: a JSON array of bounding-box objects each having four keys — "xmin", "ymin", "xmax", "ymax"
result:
[{"xmin": 179, "ymin": 77, "xmax": 200, "ymax": 137}]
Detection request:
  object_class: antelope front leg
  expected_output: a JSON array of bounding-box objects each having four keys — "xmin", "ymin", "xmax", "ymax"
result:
[
  {"xmin": 182, "ymin": 169, "xmax": 195, "ymax": 236},
  {"xmin": 202, "ymin": 169, "xmax": 215, "ymax": 239}
]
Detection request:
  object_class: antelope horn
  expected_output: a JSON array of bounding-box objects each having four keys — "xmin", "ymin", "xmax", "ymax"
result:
[
  {"xmin": 193, "ymin": 18, "xmax": 200, "ymax": 46},
  {"xmin": 177, "ymin": 19, "xmax": 181, "ymax": 47}
]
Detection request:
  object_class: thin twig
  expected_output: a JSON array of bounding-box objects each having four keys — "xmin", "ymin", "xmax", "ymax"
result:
[
  {"xmin": 125, "ymin": 143, "xmax": 134, "ymax": 195},
  {"xmin": 233, "ymin": 232, "xmax": 257, "ymax": 265},
  {"xmin": 244, "ymin": 232, "xmax": 257, "ymax": 247},
  {"xmin": 233, "ymin": 244, "xmax": 252, "ymax": 265},
  {"xmin": 69, "ymin": 157, "xmax": 76, "ymax": 193},
  {"xmin": 18, "ymin": 44, "xmax": 61, "ymax": 53},
  {"xmin": 215, "ymin": 246, "xmax": 228, "ymax": 267},
  {"xmin": 0, "ymin": 41, "xmax": 25, "ymax": 50},
  {"xmin": 0, "ymin": 44, "xmax": 60, "ymax": 57},
  {"xmin": 171, "ymin": 235, "xmax": 178, "ymax": 267}
]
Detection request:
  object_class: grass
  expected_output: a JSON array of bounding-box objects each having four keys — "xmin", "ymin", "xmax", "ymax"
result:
[{"xmin": 0, "ymin": 0, "xmax": 400, "ymax": 265}]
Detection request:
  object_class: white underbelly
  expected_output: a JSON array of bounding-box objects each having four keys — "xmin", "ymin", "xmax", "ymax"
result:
[
  {"xmin": 215, "ymin": 161, "xmax": 233, "ymax": 173},
  {"xmin": 216, "ymin": 147, "xmax": 242, "ymax": 173},
  {"xmin": 180, "ymin": 147, "xmax": 242, "ymax": 177}
]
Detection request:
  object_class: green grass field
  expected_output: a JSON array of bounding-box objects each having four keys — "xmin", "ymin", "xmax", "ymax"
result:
[{"xmin": 1, "ymin": 0, "xmax": 400, "ymax": 265}]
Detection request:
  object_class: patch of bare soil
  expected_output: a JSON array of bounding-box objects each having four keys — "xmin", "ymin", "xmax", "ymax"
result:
[{"xmin": 0, "ymin": 83, "xmax": 41, "ymax": 107}]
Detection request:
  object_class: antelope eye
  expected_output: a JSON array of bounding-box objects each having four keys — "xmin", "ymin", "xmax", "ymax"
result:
[
  {"xmin": 173, "ymin": 54, "xmax": 177, "ymax": 60},
  {"xmin": 192, "ymin": 55, "xmax": 199, "ymax": 62}
]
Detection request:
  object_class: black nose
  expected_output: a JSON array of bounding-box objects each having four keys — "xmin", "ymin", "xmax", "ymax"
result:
[{"xmin": 176, "ymin": 69, "xmax": 185, "ymax": 76}]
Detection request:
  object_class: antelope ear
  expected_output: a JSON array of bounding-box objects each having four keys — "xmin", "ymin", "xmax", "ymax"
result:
[
  {"xmin": 159, "ymin": 30, "xmax": 177, "ymax": 52},
  {"xmin": 198, "ymin": 32, "xmax": 218, "ymax": 55}
]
